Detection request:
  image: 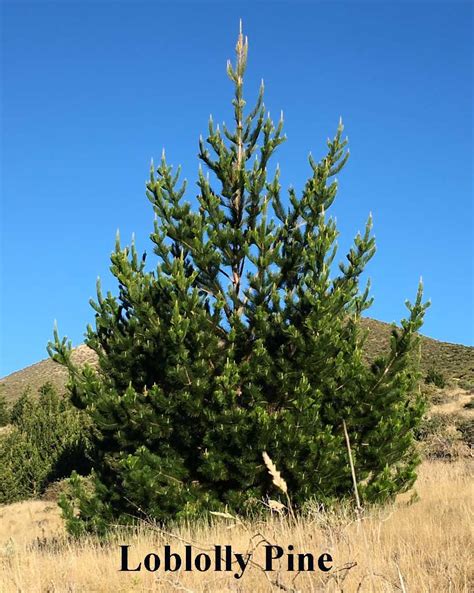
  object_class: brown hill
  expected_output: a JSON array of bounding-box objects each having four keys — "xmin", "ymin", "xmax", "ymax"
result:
[
  {"xmin": 0, "ymin": 345, "xmax": 98, "ymax": 405},
  {"xmin": 361, "ymin": 318, "xmax": 474, "ymax": 382},
  {"xmin": 1, "ymin": 318, "xmax": 473, "ymax": 405}
]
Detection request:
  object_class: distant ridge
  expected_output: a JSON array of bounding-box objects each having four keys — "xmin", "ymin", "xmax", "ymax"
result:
[
  {"xmin": 1, "ymin": 318, "xmax": 473, "ymax": 404},
  {"xmin": 0, "ymin": 345, "xmax": 97, "ymax": 405},
  {"xmin": 361, "ymin": 318, "xmax": 474, "ymax": 382}
]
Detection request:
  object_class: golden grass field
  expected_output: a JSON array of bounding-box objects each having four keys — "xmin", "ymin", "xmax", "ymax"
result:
[
  {"xmin": 1, "ymin": 342, "xmax": 472, "ymax": 593},
  {"xmin": 1, "ymin": 459, "xmax": 472, "ymax": 593}
]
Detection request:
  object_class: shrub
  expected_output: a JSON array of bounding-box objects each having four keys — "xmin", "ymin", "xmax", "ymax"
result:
[
  {"xmin": 9, "ymin": 387, "xmax": 33, "ymax": 424},
  {"xmin": 456, "ymin": 417, "xmax": 473, "ymax": 449},
  {"xmin": 0, "ymin": 383, "xmax": 91, "ymax": 504},
  {"xmin": 463, "ymin": 397, "xmax": 474, "ymax": 410},
  {"xmin": 0, "ymin": 392, "xmax": 9, "ymax": 427},
  {"xmin": 430, "ymin": 390, "xmax": 452, "ymax": 405},
  {"xmin": 459, "ymin": 379, "xmax": 474, "ymax": 393},
  {"xmin": 425, "ymin": 368, "xmax": 446, "ymax": 389}
]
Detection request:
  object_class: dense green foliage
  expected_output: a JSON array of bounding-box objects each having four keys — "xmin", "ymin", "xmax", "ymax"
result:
[
  {"xmin": 49, "ymin": 30, "xmax": 428, "ymax": 534},
  {"xmin": 425, "ymin": 368, "xmax": 446, "ymax": 389},
  {"xmin": 0, "ymin": 392, "xmax": 9, "ymax": 426},
  {"xmin": 0, "ymin": 383, "xmax": 91, "ymax": 504}
]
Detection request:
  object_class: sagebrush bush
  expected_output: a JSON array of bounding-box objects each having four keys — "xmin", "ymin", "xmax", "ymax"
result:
[
  {"xmin": 0, "ymin": 383, "xmax": 92, "ymax": 504},
  {"xmin": 456, "ymin": 417, "xmax": 473, "ymax": 449},
  {"xmin": 425, "ymin": 368, "xmax": 446, "ymax": 389}
]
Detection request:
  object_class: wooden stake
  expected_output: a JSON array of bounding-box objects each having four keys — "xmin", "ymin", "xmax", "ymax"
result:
[{"xmin": 342, "ymin": 419, "xmax": 362, "ymax": 513}]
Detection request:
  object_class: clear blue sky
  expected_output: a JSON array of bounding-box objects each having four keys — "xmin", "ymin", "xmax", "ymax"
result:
[{"xmin": 1, "ymin": 2, "xmax": 473, "ymax": 377}]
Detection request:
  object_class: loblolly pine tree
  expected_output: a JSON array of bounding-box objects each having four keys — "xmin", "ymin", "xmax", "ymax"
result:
[{"xmin": 49, "ymin": 26, "xmax": 429, "ymax": 534}]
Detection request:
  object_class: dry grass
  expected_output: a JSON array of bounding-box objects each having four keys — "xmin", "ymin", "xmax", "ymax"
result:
[
  {"xmin": 433, "ymin": 389, "xmax": 474, "ymax": 417},
  {"xmin": 1, "ymin": 460, "xmax": 472, "ymax": 593},
  {"xmin": 418, "ymin": 388, "xmax": 473, "ymax": 460}
]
